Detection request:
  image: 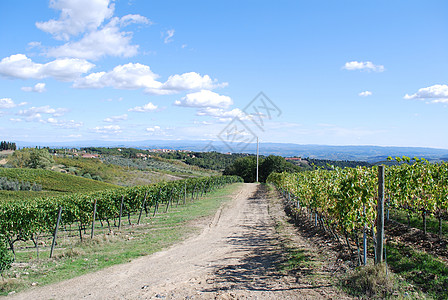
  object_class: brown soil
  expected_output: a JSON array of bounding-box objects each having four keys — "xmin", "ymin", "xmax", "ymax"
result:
[
  {"xmin": 385, "ymin": 220, "xmax": 448, "ymax": 263},
  {"xmin": 8, "ymin": 183, "xmax": 351, "ymax": 300}
]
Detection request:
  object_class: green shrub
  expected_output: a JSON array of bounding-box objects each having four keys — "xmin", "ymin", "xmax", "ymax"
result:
[
  {"xmin": 82, "ymin": 173, "xmax": 92, "ymax": 179},
  {"xmin": 0, "ymin": 177, "xmax": 42, "ymax": 192},
  {"xmin": 0, "ymin": 236, "xmax": 13, "ymax": 277}
]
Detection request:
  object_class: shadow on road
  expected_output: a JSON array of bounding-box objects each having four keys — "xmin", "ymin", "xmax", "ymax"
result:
[{"xmin": 202, "ymin": 185, "xmax": 321, "ymax": 293}]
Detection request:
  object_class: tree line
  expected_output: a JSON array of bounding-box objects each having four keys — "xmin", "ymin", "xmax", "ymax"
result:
[
  {"xmin": 223, "ymin": 155, "xmax": 301, "ymax": 182},
  {"xmin": 155, "ymin": 151, "xmax": 251, "ymax": 171},
  {"xmin": 305, "ymin": 158, "xmax": 372, "ymax": 169},
  {"xmin": 0, "ymin": 141, "xmax": 16, "ymax": 151}
]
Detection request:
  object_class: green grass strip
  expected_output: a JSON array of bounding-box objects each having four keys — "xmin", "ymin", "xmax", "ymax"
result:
[
  {"xmin": 389, "ymin": 209, "xmax": 448, "ymax": 239},
  {"xmin": 386, "ymin": 240, "xmax": 448, "ymax": 300},
  {"xmin": 0, "ymin": 183, "xmax": 243, "ymax": 296}
]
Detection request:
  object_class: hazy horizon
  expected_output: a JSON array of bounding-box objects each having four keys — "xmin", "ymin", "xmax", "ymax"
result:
[{"xmin": 1, "ymin": 1, "xmax": 447, "ymax": 149}]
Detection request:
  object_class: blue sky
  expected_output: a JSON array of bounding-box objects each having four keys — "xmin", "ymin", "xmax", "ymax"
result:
[{"xmin": 0, "ymin": 0, "xmax": 447, "ymax": 149}]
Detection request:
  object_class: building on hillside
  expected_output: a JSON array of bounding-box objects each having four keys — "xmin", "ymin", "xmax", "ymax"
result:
[
  {"xmin": 285, "ymin": 157, "xmax": 302, "ymax": 162},
  {"xmin": 136, "ymin": 153, "xmax": 150, "ymax": 160},
  {"xmin": 82, "ymin": 153, "xmax": 99, "ymax": 159}
]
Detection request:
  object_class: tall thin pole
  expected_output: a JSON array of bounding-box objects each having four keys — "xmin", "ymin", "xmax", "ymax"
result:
[
  {"xmin": 91, "ymin": 199, "xmax": 97, "ymax": 239},
  {"xmin": 256, "ymin": 137, "xmax": 259, "ymax": 182},
  {"xmin": 376, "ymin": 165, "xmax": 385, "ymax": 264},
  {"xmin": 50, "ymin": 206, "xmax": 63, "ymax": 258}
]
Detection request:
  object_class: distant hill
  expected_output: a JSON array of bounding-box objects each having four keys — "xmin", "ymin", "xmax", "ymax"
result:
[
  {"xmin": 0, "ymin": 168, "xmax": 117, "ymax": 193},
  {"xmin": 15, "ymin": 140, "xmax": 448, "ymax": 163}
]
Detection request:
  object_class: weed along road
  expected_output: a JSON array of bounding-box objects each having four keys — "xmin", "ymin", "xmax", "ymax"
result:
[{"xmin": 8, "ymin": 183, "xmax": 350, "ymax": 299}]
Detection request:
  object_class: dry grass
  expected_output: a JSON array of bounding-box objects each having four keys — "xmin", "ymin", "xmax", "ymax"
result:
[
  {"xmin": 54, "ymin": 248, "xmax": 86, "ymax": 259},
  {"xmin": 342, "ymin": 263, "xmax": 397, "ymax": 298},
  {"xmin": 0, "ymin": 277, "xmax": 22, "ymax": 294}
]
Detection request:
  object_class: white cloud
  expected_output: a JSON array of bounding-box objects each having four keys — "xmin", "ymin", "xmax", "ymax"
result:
[
  {"xmin": 343, "ymin": 61, "xmax": 385, "ymax": 72},
  {"xmin": 164, "ymin": 29, "xmax": 175, "ymax": 44},
  {"xmin": 73, "ymin": 64, "xmax": 226, "ymax": 95},
  {"xmin": 36, "ymin": 0, "xmax": 115, "ymax": 40},
  {"xmin": 46, "ymin": 118, "xmax": 83, "ymax": 128},
  {"xmin": 36, "ymin": 0, "xmax": 149, "ymax": 60},
  {"xmin": 404, "ymin": 84, "xmax": 448, "ymax": 103},
  {"xmin": 359, "ymin": 90, "xmax": 372, "ymax": 97},
  {"xmin": 73, "ymin": 63, "xmax": 161, "ymax": 89},
  {"xmin": 196, "ymin": 107, "xmax": 248, "ymax": 122},
  {"xmin": 146, "ymin": 125, "xmax": 166, "ymax": 136},
  {"xmin": 193, "ymin": 120, "xmax": 213, "ymax": 125},
  {"xmin": 103, "ymin": 114, "xmax": 128, "ymax": 122},
  {"xmin": 0, "ymin": 54, "xmax": 94, "ymax": 81},
  {"xmin": 128, "ymin": 102, "xmax": 158, "ymax": 112},
  {"xmin": 0, "ymin": 98, "xmax": 16, "ymax": 109},
  {"xmin": 93, "ymin": 124, "xmax": 122, "ymax": 134},
  {"xmin": 21, "ymin": 83, "xmax": 47, "ymax": 93},
  {"xmin": 9, "ymin": 118, "xmax": 22, "ymax": 122},
  {"xmin": 148, "ymin": 72, "xmax": 227, "ymax": 94},
  {"xmin": 18, "ymin": 105, "xmax": 68, "ymax": 122},
  {"xmin": 28, "ymin": 41, "xmax": 42, "ymax": 48},
  {"xmin": 119, "ymin": 14, "xmax": 151, "ymax": 26},
  {"xmin": 0, "ymin": 98, "xmax": 27, "ymax": 109},
  {"xmin": 174, "ymin": 90, "xmax": 233, "ymax": 108},
  {"xmin": 65, "ymin": 134, "xmax": 82, "ymax": 138},
  {"xmin": 146, "ymin": 125, "xmax": 161, "ymax": 132},
  {"xmin": 46, "ymin": 18, "xmax": 142, "ymax": 60}
]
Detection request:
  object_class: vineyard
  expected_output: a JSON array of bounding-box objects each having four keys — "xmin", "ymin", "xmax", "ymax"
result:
[
  {"xmin": 101, "ymin": 156, "xmax": 216, "ymax": 177},
  {"xmin": 0, "ymin": 168, "xmax": 116, "ymax": 194},
  {"xmin": 267, "ymin": 158, "xmax": 448, "ymax": 298},
  {"xmin": 268, "ymin": 158, "xmax": 448, "ymax": 241},
  {"xmin": 0, "ymin": 175, "xmax": 242, "ymax": 260}
]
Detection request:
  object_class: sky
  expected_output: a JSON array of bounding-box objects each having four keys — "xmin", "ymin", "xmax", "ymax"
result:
[{"xmin": 0, "ymin": 0, "xmax": 447, "ymax": 151}]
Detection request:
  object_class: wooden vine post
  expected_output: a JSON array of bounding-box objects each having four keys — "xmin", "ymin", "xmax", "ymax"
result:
[
  {"xmin": 50, "ymin": 206, "xmax": 63, "ymax": 258},
  {"xmin": 137, "ymin": 192, "xmax": 147, "ymax": 225},
  {"xmin": 183, "ymin": 183, "xmax": 187, "ymax": 205},
  {"xmin": 91, "ymin": 199, "xmax": 97, "ymax": 239},
  {"xmin": 118, "ymin": 195, "xmax": 124, "ymax": 230},
  {"xmin": 376, "ymin": 165, "xmax": 385, "ymax": 264},
  {"xmin": 363, "ymin": 205, "xmax": 367, "ymax": 266}
]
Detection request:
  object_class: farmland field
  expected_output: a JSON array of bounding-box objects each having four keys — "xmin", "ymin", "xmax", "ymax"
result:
[
  {"xmin": 0, "ymin": 168, "xmax": 117, "ymax": 194},
  {"xmin": 1, "ymin": 157, "xmax": 448, "ymax": 299}
]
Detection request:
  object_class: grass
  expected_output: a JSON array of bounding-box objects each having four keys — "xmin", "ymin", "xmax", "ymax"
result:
[
  {"xmin": 274, "ymin": 219, "xmax": 315, "ymax": 274},
  {"xmin": 0, "ymin": 168, "xmax": 117, "ymax": 193},
  {"xmin": 0, "ymin": 190, "xmax": 66, "ymax": 202},
  {"xmin": 386, "ymin": 240, "xmax": 448, "ymax": 300},
  {"xmin": 341, "ymin": 264, "xmax": 396, "ymax": 298},
  {"xmin": 268, "ymin": 186, "xmax": 319, "ymax": 283},
  {"xmin": 339, "ymin": 263, "xmax": 429, "ymax": 299},
  {"xmin": 0, "ymin": 183, "xmax": 243, "ymax": 296},
  {"xmin": 389, "ymin": 209, "xmax": 448, "ymax": 239},
  {"xmin": 55, "ymin": 156, "xmax": 217, "ymax": 187}
]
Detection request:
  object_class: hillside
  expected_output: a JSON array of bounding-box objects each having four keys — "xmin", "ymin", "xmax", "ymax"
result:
[
  {"xmin": 0, "ymin": 168, "xmax": 117, "ymax": 193},
  {"xmin": 16, "ymin": 140, "xmax": 448, "ymax": 162}
]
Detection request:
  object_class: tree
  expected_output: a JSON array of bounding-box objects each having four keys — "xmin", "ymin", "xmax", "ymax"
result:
[
  {"xmin": 0, "ymin": 141, "xmax": 16, "ymax": 151},
  {"xmin": 28, "ymin": 149, "xmax": 54, "ymax": 169},
  {"xmin": 259, "ymin": 155, "xmax": 300, "ymax": 182},
  {"xmin": 223, "ymin": 156, "xmax": 260, "ymax": 183},
  {"xmin": 7, "ymin": 148, "xmax": 32, "ymax": 168},
  {"xmin": 7, "ymin": 148, "xmax": 54, "ymax": 169},
  {"xmin": 224, "ymin": 155, "xmax": 300, "ymax": 183}
]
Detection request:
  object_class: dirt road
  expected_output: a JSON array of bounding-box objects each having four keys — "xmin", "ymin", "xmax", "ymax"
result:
[{"xmin": 9, "ymin": 183, "xmax": 350, "ymax": 299}]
